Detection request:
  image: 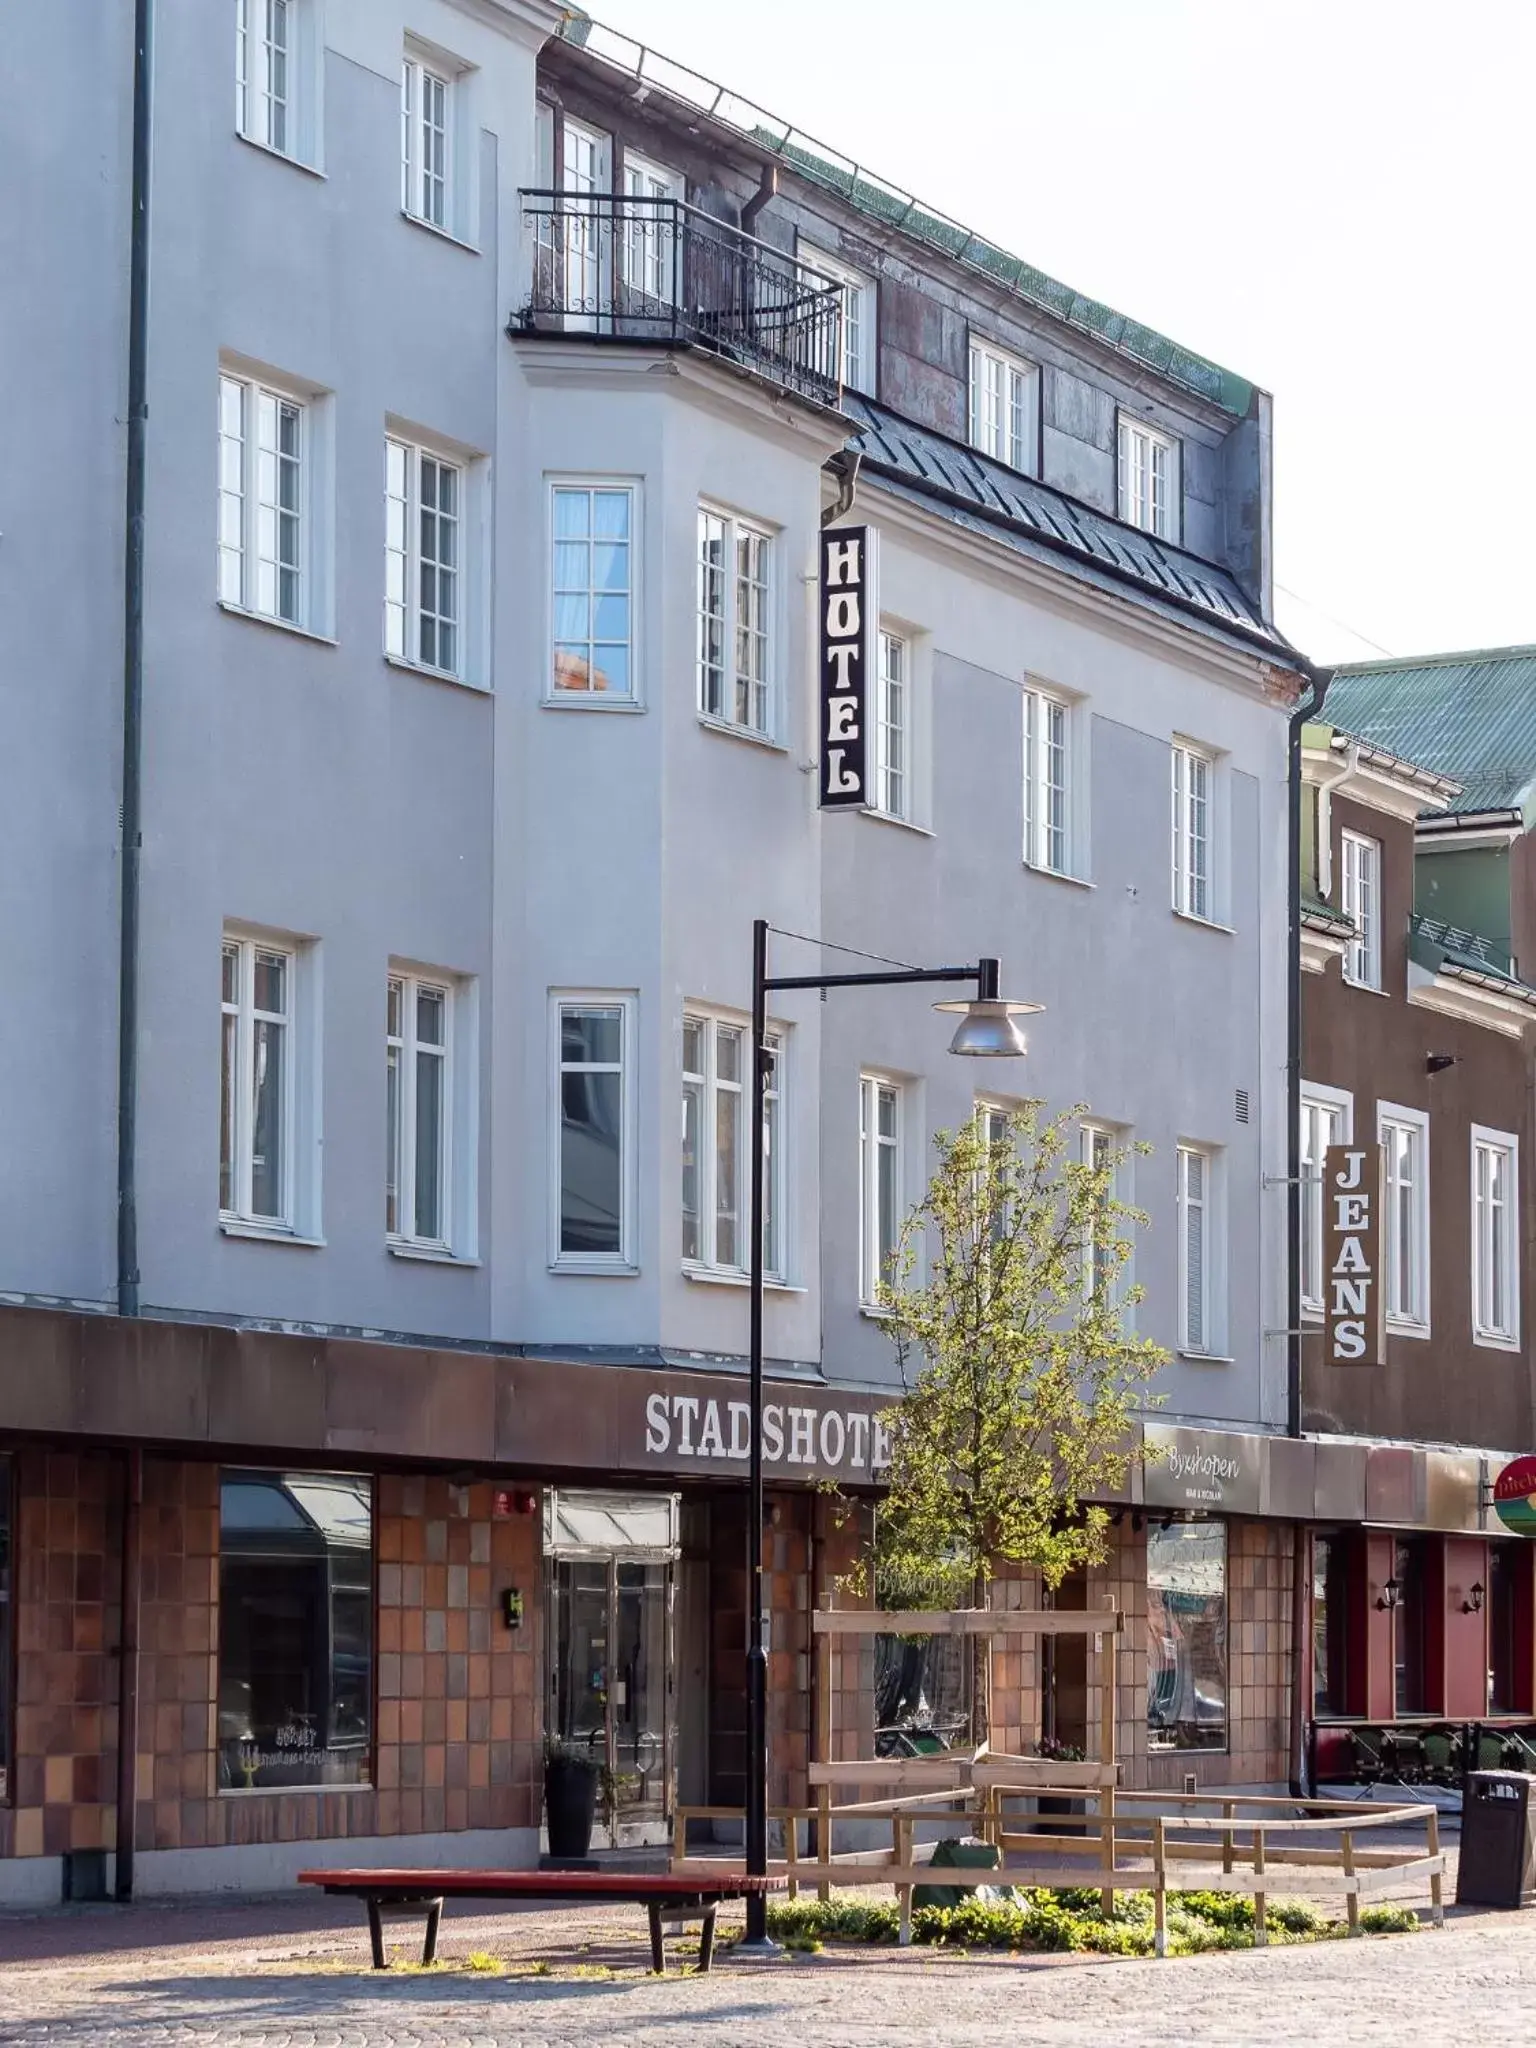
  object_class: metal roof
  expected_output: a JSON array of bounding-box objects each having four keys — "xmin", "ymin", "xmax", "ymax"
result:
[
  {"xmin": 842, "ymin": 394, "xmax": 1291, "ymax": 657},
  {"xmin": 1325, "ymin": 648, "xmax": 1536, "ymax": 816},
  {"xmin": 555, "ymin": 14, "xmax": 1257, "ymax": 419}
]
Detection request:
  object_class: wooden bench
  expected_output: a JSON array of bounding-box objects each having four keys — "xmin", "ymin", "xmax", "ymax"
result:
[{"xmin": 298, "ymin": 1867, "xmax": 783, "ymax": 1974}]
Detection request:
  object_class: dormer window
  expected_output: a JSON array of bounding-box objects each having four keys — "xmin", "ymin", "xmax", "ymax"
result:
[
  {"xmin": 968, "ymin": 338, "xmax": 1038, "ymax": 474},
  {"xmin": 797, "ymin": 242, "xmax": 876, "ymax": 395},
  {"xmin": 1118, "ymin": 415, "xmax": 1180, "ymax": 539}
]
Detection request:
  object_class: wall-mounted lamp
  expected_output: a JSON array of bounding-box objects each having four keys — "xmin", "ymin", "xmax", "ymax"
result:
[
  {"xmin": 1464, "ymin": 1581, "xmax": 1486, "ymax": 1615},
  {"xmin": 1426, "ymin": 1053, "xmax": 1459, "ymax": 1076},
  {"xmin": 1376, "ymin": 1576, "xmax": 1404, "ymax": 1611}
]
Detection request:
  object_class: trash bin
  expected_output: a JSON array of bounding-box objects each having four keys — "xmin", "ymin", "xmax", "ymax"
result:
[{"xmin": 1457, "ymin": 1771, "xmax": 1536, "ymax": 1908}]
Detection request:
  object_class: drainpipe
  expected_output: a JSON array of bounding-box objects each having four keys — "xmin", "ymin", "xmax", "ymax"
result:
[
  {"xmin": 117, "ymin": 0, "xmax": 152, "ymax": 1323},
  {"xmin": 1287, "ymin": 659, "xmax": 1332, "ymax": 1798},
  {"xmin": 113, "ymin": 0, "xmax": 152, "ymax": 1902},
  {"xmin": 740, "ymin": 163, "xmax": 777, "ymax": 240}
]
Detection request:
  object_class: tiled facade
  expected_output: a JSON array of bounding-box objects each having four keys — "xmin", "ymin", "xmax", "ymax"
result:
[{"xmin": 0, "ymin": 1457, "xmax": 541, "ymax": 1879}]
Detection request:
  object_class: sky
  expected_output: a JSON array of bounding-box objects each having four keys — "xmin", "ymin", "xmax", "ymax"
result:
[{"xmin": 580, "ymin": 0, "xmax": 1536, "ymax": 666}]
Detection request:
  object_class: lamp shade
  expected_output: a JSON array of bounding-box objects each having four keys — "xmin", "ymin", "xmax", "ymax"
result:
[{"xmin": 935, "ymin": 995, "xmax": 1041, "ymax": 1057}]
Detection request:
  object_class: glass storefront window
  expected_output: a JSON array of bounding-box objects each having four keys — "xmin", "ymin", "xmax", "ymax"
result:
[
  {"xmin": 0, "ymin": 1460, "xmax": 11, "ymax": 1801},
  {"xmin": 1490, "ymin": 1544, "xmax": 1520, "ymax": 1714},
  {"xmin": 218, "ymin": 1469, "xmax": 373, "ymax": 1791},
  {"xmin": 1393, "ymin": 1538, "xmax": 1428, "ymax": 1716},
  {"xmin": 1147, "ymin": 1519, "xmax": 1227, "ymax": 1752},
  {"xmin": 1312, "ymin": 1531, "xmax": 1352, "ymax": 1718}
]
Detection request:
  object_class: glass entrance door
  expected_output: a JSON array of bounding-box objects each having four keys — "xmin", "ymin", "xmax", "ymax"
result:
[{"xmin": 550, "ymin": 1555, "xmax": 673, "ymax": 1842}]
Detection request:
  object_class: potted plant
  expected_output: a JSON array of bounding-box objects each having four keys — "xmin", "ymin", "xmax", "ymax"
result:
[
  {"xmin": 544, "ymin": 1738, "xmax": 602, "ymax": 1860},
  {"xmin": 1033, "ymin": 1736, "xmax": 1087, "ymax": 1835}
]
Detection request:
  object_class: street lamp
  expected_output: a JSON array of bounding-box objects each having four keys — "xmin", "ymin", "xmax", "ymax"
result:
[{"xmin": 738, "ymin": 918, "xmax": 1039, "ymax": 1950}]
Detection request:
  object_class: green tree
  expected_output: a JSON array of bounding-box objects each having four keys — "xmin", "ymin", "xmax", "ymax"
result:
[{"xmin": 873, "ymin": 1104, "xmax": 1166, "ymax": 1737}]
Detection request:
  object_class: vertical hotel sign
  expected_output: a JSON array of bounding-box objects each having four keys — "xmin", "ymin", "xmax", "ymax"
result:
[
  {"xmin": 1323, "ymin": 1143, "xmax": 1385, "ymax": 1366},
  {"xmin": 819, "ymin": 525, "xmax": 877, "ymax": 807}
]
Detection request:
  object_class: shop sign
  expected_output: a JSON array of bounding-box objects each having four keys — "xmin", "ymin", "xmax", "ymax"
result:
[
  {"xmin": 1143, "ymin": 1425, "xmax": 1263, "ymax": 1516},
  {"xmin": 1493, "ymin": 1455, "xmax": 1536, "ymax": 1536},
  {"xmin": 818, "ymin": 524, "xmax": 877, "ymax": 808},
  {"xmin": 641, "ymin": 1388, "xmax": 891, "ymax": 1483},
  {"xmin": 1322, "ymin": 1143, "xmax": 1385, "ymax": 1367}
]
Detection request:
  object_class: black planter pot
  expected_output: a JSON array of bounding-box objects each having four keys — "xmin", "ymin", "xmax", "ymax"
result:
[{"xmin": 545, "ymin": 1754, "xmax": 600, "ymax": 1859}]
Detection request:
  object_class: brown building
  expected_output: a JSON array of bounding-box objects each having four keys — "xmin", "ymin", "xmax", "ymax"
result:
[{"xmin": 1298, "ymin": 707, "xmax": 1536, "ymax": 1776}]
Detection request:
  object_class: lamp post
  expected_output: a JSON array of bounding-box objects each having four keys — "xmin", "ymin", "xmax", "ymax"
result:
[{"xmin": 738, "ymin": 918, "xmax": 1039, "ymax": 1949}]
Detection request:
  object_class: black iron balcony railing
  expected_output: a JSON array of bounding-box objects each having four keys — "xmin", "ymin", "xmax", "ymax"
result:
[{"xmin": 516, "ymin": 189, "xmax": 845, "ymax": 406}]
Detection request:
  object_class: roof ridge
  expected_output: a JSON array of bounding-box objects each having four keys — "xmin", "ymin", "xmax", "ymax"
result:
[{"xmin": 1335, "ymin": 642, "xmax": 1536, "ymax": 674}]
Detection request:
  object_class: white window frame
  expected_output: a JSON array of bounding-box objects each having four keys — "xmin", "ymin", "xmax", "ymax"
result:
[
  {"xmin": 1340, "ymin": 829, "xmax": 1382, "ymax": 990},
  {"xmin": 1378, "ymin": 1100, "xmax": 1431, "ymax": 1337},
  {"xmin": 220, "ymin": 926, "xmax": 320, "ymax": 1241},
  {"xmin": 1176, "ymin": 1142, "xmax": 1222, "ymax": 1356},
  {"xmin": 1118, "ymin": 413, "xmax": 1181, "ymax": 539},
  {"xmin": 1023, "ymin": 685, "xmax": 1088, "ymax": 879},
  {"xmin": 1300, "ymin": 1083, "xmax": 1354, "ymax": 1317},
  {"xmin": 235, "ymin": 0, "xmax": 320, "ymax": 167},
  {"xmin": 681, "ymin": 1010, "xmax": 786, "ymax": 1281},
  {"xmin": 559, "ymin": 116, "xmax": 613, "ymax": 327},
  {"xmin": 547, "ymin": 478, "xmax": 639, "ymax": 706},
  {"xmin": 859, "ymin": 1074, "xmax": 905, "ymax": 1307},
  {"xmin": 1472, "ymin": 1124, "xmax": 1520, "ymax": 1350},
  {"xmin": 385, "ymin": 434, "xmax": 467, "ymax": 680},
  {"xmin": 798, "ymin": 242, "xmax": 876, "ymax": 395},
  {"xmin": 873, "ymin": 628, "xmax": 910, "ymax": 821},
  {"xmin": 620, "ymin": 149, "xmax": 683, "ymax": 306},
  {"xmin": 1171, "ymin": 739, "xmax": 1216, "ymax": 923},
  {"xmin": 550, "ymin": 992, "xmax": 638, "ymax": 1274},
  {"xmin": 696, "ymin": 504, "xmax": 776, "ymax": 740},
  {"xmin": 217, "ymin": 357, "xmax": 331, "ymax": 636},
  {"xmin": 386, "ymin": 967, "xmax": 477, "ymax": 1260},
  {"xmin": 1081, "ymin": 1120, "xmax": 1130, "ymax": 1307},
  {"xmin": 968, "ymin": 337, "xmax": 1039, "ymax": 473}
]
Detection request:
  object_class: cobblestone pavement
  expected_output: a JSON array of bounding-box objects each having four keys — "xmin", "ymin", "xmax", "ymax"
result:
[{"xmin": 0, "ymin": 1888, "xmax": 1530, "ymax": 2046}]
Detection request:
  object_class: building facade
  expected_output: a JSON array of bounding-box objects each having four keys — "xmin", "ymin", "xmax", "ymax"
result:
[
  {"xmin": 1297, "ymin": 676, "xmax": 1536, "ymax": 1778},
  {"xmin": 0, "ymin": 2, "xmax": 1306, "ymax": 1898}
]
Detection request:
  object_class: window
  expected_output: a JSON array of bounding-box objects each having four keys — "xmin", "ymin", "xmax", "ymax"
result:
[
  {"xmin": 697, "ymin": 508, "xmax": 773, "ymax": 737},
  {"xmin": 1311, "ymin": 1531, "xmax": 1353, "ymax": 1719},
  {"xmin": 1379, "ymin": 1102, "xmax": 1430, "ymax": 1331},
  {"xmin": 1300, "ymin": 1084, "xmax": 1353, "ymax": 1314},
  {"xmin": 1023, "ymin": 688, "xmax": 1075, "ymax": 875},
  {"xmin": 1118, "ymin": 415, "xmax": 1179, "ymax": 538},
  {"xmin": 0, "ymin": 1459, "xmax": 9, "ymax": 1801},
  {"xmin": 560, "ymin": 118, "xmax": 611, "ymax": 323},
  {"xmin": 1081, "ymin": 1122, "xmax": 1120, "ymax": 1302},
  {"xmin": 1176, "ymin": 1143, "xmax": 1214, "ymax": 1352},
  {"xmin": 1340, "ymin": 830, "xmax": 1382, "ymax": 989},
  {"xmin": 554, "ymin": 996, "xmax": 634, "ymax": 1269},
  {"xmin": 1489, "ymin": 1545, "xmax": 1528, "ymax": 1715},
  {"xmin": 218, "ymin": 370, "xmax": 308, "ymax": 626},
  {"xmin": 221, "ymin": 934, "xmax": 297, "ymax": 1229},
  {"xmin": 621, "ymin": 151, "xmax": 682, "ymax": 305},
  {"xmin": 386, "ymin": 973, "xmax": 453, "ymax": 1250},
  {"xmin": 682, "ymin": 1013, "xmax": 784, "ymax": 1278},
  {"xmin": 1147, "ymin": 1519, "xmax": 1226, "ymax": 1752},
  {"xmin": 236, "ymin": 0, "xmax": 319, "ymax": 162},
  {"xmin": 550, "ymin": 483, "xmax": 635, "ymax": 701},
  {"xmin": 1393, "ymin": 1537, "xmax": 1429, "ymax": 1716},
  {"xmin": 1473, "ymin": 1126, "xmax": 1520, "ymax": 1346},
  {"xmin": 859, "ymin": 1075, "xmax": 904, "ymax": 1304},
  {"xmin": 385, "ymin": 438, "xmax": 462, "ymax": 676},
  {"xmin": 799, "ymin": 244, "xmax": 876, "ymax": 393},
  {"xmin": 1170, "ymin": 742, "xmax": 1212, "ymax": 921},
  {"xmin": 873, "ymin": 630, "xmax": 909, "ymax": 819},
  {"xmin": 218, "ymin": 1470, "xmax": 371, "ymax": 1791},
  {"xmin": 401, "ymin": 48, "xmax": 453, "ymax": 229},
  {"xmin": 968, "ymin": 339, "xmax": 1037, "ymax": 472}
]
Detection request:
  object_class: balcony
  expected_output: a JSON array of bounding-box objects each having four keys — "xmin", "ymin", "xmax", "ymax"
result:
[{"xmin": 515, "ymin": 190, "xmax": 845, "ymax": 407}]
